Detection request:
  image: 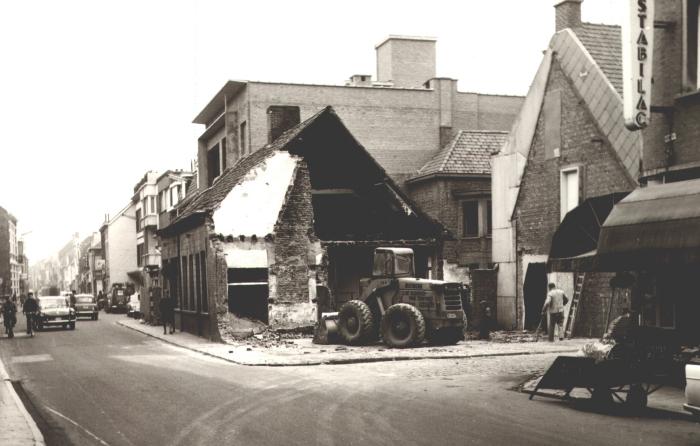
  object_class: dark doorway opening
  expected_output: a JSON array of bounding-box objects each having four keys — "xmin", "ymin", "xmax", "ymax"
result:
[
  {"xmin": 227, "ymin": 268, "xmax": 269, "ymax": 324},
  {"xmin": 523, "ymin": 263, "xmax": 548, "ymax": 330}
]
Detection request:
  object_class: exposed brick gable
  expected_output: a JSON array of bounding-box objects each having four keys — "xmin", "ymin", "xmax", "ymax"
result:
[{"xmin": 550, "ymin": 27, "xmax": 641, "ymax": 181}]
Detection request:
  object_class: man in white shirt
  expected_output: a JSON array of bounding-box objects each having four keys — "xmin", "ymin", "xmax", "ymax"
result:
[{"xmin": 542, "ymin": 283, "xmax": 567, "ymax": 342}]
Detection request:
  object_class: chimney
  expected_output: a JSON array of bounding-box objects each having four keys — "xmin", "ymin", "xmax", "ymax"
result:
[
  {"xmin": 554, "ymin": 0, "xmax": 583, "ymax": 32},
  {"xmin": 375, "ymin": 36, "xmax": 436, "ymax": 88},
  {"xmin": 346, "ymin": 74, "xmax": 373, "ymax": 87}
]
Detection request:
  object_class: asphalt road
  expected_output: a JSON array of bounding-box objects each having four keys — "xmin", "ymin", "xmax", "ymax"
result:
[{"xmin": 0, "ymin": 313, "xmax": 698, "ymax": 446}]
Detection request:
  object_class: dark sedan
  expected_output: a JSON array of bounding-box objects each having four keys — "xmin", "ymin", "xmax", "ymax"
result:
[
  {"xmin": 74, "ymin": 294, "xmax": 99, "ymax": 320},
  {"xmin": 36, "ymin": 296, "xmax": 76, "ymax": 330}
]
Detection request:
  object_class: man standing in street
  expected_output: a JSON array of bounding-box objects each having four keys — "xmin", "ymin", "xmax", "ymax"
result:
[
  {"xmin": 542, "ymin": 283, "xmax": 567, "ymax": 342},
  {"xmin": 159, "ymin": 294, "xmax": 174, "ymax": 335},
  {"xmin": 23, "ymin": 292, "xmax": 38, "ymax": 335}
]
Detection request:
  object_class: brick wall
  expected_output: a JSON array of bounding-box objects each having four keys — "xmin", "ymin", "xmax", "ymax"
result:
[
  {"xmin": 408, "ymin": 177, "xmax": 491, "ymax": 267},
  {"xmin": 642, "ymin": 0, "xmax": 700, "ymax": 177},
  {"xmin": 515, "ymin": 59, "xmax": 636, "ymax": 333},
  {"xmin": 574, "ymin": 272, "xmax": 631, "ymax": 338},
  {"xmin": 270, "ymin": 162, "xmax": 317, "ymax": 328},
  {"xmin": 195, "ymin": 82, "xmax": 522, "ymax": 185}
]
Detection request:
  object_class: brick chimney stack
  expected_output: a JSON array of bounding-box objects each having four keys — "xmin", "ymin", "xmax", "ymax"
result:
[{"xmin": 554, "ymin": 0, "xmax": 583, "ymax": 32}]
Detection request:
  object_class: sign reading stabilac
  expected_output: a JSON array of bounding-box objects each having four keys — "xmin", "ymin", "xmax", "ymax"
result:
[{"xmin": 622, "ymin": 0, "xmax": 654, "ymax": 130}]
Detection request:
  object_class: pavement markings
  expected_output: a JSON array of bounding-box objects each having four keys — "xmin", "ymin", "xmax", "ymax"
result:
[
  {"xmin": 44, "ymin": 405, "xmax": 111, "ymax": 446},
  {"xmin": 11, "ymin": 354, "xmax": 53, "ymax": 364}
]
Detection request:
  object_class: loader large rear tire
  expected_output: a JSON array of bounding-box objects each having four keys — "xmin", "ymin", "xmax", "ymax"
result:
[
  {"xmin": 381, "ymin": 303, "xmax": 425, "ymax": 348},
  {"xmin": 338, "ymin": 300, "xmax": 374, "ymax": 345}
]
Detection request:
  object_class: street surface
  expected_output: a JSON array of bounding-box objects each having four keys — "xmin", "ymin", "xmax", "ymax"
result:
[{"xmin": 0, "ymin": 313, "xmax": 698, "ymax": 446}]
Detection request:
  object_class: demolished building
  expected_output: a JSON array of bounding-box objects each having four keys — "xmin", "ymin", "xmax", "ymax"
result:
[{"xmin": 158, "ymin": 107, "xmax": 447, "ymax": 339}]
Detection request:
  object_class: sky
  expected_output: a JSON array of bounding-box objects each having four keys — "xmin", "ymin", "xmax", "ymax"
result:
[{"xmin": 0, "ymin": 0, "xmax": 621, "ymax": 264}]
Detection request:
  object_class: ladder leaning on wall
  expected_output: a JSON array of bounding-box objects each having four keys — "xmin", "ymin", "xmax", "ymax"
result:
[{"xmin": 564, "ymin": 273, "xmax": 585, "ymax": 339}]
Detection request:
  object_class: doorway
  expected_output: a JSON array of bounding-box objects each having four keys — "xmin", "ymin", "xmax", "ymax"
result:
[
  {"xmin": 227, "ymin": 268, "xmax": 269, "ymax": 324},
  {"xmin": 523, "ymin": 263, "xmax": 548, "ymax": 329}
]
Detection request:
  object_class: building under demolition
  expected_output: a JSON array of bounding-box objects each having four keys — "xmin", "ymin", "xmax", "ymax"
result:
[{"xmin": 158, "ymin": 107, "xmax": 446, "ymax": 339}]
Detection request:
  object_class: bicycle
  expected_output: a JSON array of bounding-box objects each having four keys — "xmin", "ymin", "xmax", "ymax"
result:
[{"xmin": 25, "ymin": 312, "xmax": 35, "ymax": 337}]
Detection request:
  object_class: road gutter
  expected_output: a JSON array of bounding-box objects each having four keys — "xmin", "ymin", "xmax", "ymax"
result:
[
  {"xmin": 116, "ymin": 320, "xmax": 582, "ymax": 367},
  {"xmin": 0, "ymin": 355, "xmax": 46, "ymax": 445}
]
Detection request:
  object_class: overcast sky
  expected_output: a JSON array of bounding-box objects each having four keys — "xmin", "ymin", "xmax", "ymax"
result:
[{"xmin": 0, "ymin": 0, "xmax": 621, "ymax": 264}]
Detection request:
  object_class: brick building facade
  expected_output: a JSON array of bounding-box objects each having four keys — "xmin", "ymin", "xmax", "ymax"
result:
[
  {"xmin": 0, "ymin": 206, "xmax": 19, "ymax": 298},
  {"xmin": 407, "ymin": 130, "xmax": 507, "ymax": 285},
  {"xmin": 158, "ymin": 108, "xmax": 445, "ymax": 339},
  {"xmin": 193, "ymin": 36, "xmax": 522, "ymax": 192},
  {"xmin": 492, "ymin": 0, "xmax": 641, "ymax": 334},
  {"xmin": 588, "ymin": 0, "xmax": 700, "ymax": 344}
]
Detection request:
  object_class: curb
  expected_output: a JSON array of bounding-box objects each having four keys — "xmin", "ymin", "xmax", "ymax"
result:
[
  {"xmin": 116, "ymin": 321, "xmax": 582, "ymax": 367},
  {"xmin": 0, "ymin": 355, "xmax": 46, "ymax": 445}
]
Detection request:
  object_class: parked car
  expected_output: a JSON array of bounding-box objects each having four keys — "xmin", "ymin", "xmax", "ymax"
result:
[
  {"xmin": 35, "ymin": 296, "xmax": 76, "ymax": 330},
  {"xmin": 685, "ymin": 362, "xmax": 700, "ymax": 419},
  {"xmin": 127, "ymin": 293, "xmax": 141, "ymax": 319},
  {"xmin": 74, "ymin": 294, "xmax": 98, "ymax": 320}
]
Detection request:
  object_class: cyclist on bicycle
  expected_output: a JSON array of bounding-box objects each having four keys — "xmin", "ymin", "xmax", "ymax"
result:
[{"xmin": 22, "ymin": 292, "xmax": 38, "ymax": 335}]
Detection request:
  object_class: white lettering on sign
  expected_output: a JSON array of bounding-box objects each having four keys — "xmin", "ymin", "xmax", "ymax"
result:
[{"xmin": 622, "ymin": 0, "xmax": 654, "ymax": 130}]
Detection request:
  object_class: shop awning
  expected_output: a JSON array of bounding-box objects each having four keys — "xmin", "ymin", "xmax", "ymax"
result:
[
  {"xmin": 547, "ymin": 192, "xmax": 629, "ymax": 272},
  {"xmin": 597, "ymin": 179, "xmax": 700, "ymax": 269}
]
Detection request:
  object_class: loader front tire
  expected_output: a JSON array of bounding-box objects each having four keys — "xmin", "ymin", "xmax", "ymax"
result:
[
  {"xmin": 338, "ymin": 300, "xmax": 374, "ymax": 345},
  {"xmin": 381, "ymin": 303, "xmax": 425, "ymax": 348}
]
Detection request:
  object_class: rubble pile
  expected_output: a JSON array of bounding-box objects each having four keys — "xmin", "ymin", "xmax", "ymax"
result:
[
  {"xmin": 218, "ymin": 314, "xmax": 313, "ymax": 348},
  {"xmin": 485, "ymin": 330, "xmax": 543, "ymax": 343}
]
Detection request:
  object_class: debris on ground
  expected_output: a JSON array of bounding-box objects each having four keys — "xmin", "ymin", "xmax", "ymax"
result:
[
  {"xmin": 218, "ymin": 314, "xmax": 313, "ymax": 348},
  {"xmin": 481, "ymin": 330, "xmax": 545, "ymax": 343}
]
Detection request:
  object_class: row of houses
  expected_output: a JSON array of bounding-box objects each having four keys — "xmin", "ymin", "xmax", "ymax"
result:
[
  {"xmin": 29, "ymin": 33, "xmax": 524, "ymax": 338},
  {"xmin": 31, "ymin": 0, "xmax": 700, "ymax": 347},
  {"xmin": 0, "ymin": 206, "xmax": 28, "ymax": 299}
]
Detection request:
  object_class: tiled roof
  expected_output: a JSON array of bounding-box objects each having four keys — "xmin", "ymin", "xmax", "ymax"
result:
[
  {"xmin": 171, "ymin": 107, "xmax": 329, "ymax": 225},
  {"xmin": 413, "ymin": 130, "xmax": 507, "ymax": 179},
  {"xmin": 550, "ymin": 27, "xmax": 641, "ymax": 182},
  {"xmin": 575, "ymin": 23, "xmax": 622, "ymax": 94}
]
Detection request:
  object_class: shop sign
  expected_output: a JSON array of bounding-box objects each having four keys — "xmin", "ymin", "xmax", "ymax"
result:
[{"xmin": 622, "ymin": 0, "xmax": 654, "ymax": 130}]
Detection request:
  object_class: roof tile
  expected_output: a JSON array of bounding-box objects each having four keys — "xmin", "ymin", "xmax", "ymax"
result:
[{"xmin": 412, "ymin": 130, "xmax": 508, "ymax": 178}]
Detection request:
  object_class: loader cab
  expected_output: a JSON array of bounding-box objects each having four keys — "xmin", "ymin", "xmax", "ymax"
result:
[{"xmin": 372, "ymin": 248, "xmax": 415, "ymax": 278}]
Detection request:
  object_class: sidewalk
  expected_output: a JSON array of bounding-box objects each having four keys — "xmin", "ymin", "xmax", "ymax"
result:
[
  {"xmin": 117, "ymin": 318, "xmax": 594, "ymax": 366},
  {"xmin": 0, "ymin": 352, "xmax": 45, "ymax": 445}
]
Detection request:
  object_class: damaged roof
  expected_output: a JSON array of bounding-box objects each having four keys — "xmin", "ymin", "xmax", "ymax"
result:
[
  {"xmin": 163, "ymin": 106, "xmax": 446, "ymax": 239},
  {"xmin": 170, "ymin": 107, "xmax": 326, "ymax": 229},
  {"xmin": 410, "ymin": 130, "xmax": 507, "ymax": 182}
]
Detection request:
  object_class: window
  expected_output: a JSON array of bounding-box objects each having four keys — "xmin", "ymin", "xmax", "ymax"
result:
[
  {"xmin": 239, "ymin": 121, "xmax": 247, "ymax": 155},
  {"xmin": 207, "ymin": 142, "xmax": 221, "ymax": 186},
  {"xmin": 267, "ymin": 106, "xmax": 300, "ymax": 143},
  {"xmin": 373, "ymin": 251, "xmax": 393, "ymax": 277},
  {"xmin": 180, "ymin": 256, "xmax": 190, "ymax": 310},
  {"xmin": 462, "ymin": 201, "xmax": 479, "ymax": 237},
  {"xmin": 200, "ymin": 251, "xmax": 208, "ymax": 313},
  {"xmin": 189, "ymin": 254, "xmax": 195, "ymax": 311},
  {"xmin": 560, "ymin": 167, "xmax": 580, "ymax": 221},
  {"xmin": 461, "ymin": 199, "xmax": 491, "ymax": 238},
  {"xmin": 194, "ymin": 254, "xmax": 201, "ymax": 312},
  {"xmin": 684, "ymin": 0, "xmax": 700, "ymax": 90},
  {"xmin": 137, "ymin": 243, "xmax": 144, "ymax": 267},
  {"xmin": 486, "ymin": 200, "xmax": 492, "ymax": 236},
  {"xmin": 149, "ymin": 196, "xmax": 156, "ymax": 215},
  {"xmin": 135, "ymin": 209, "xmax": 142, "ymax": 231},
  {"xmin": 221, "ymin": 137, "xmax": 227, "ymax": 172}
]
